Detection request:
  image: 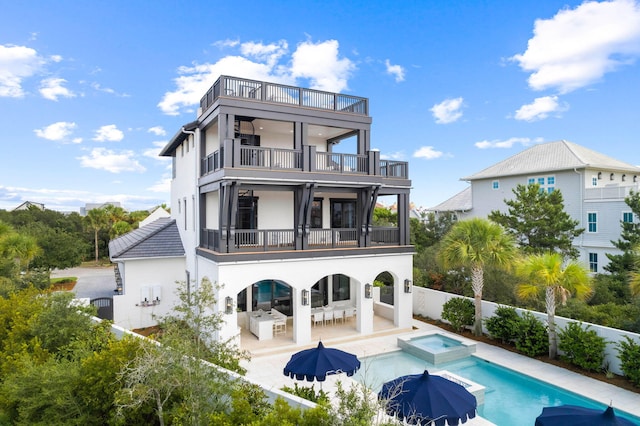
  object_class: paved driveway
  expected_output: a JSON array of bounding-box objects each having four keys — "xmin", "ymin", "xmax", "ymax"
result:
[{"xmin": 51, "ymin": 265, "xmax": 116, "ymax": 300}]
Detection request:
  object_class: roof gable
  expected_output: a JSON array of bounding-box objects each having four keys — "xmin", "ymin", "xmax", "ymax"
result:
[
  {"xmin": 463, "ymin": 140, "xmax": 640, "ymax": 181},
  {"xmin": 109, "ymin": 218, "xmax": 185, "ymax": 260}
]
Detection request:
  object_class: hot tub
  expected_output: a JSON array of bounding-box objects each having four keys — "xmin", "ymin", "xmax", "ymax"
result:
[{"xmin": 398, "ymin": 332, "xmax": 476, "ymax": 365}]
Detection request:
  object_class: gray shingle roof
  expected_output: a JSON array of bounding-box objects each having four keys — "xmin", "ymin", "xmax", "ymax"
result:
[
  {"xmin": 462, "ymin": 140, "xmax": 640, "ymax": 181},
  {"xmin": 427, "ymin": 186, "xmax": 472, "ymax": 212},
  {"xmin": 109, "ymin": 217, "xmax": 185, "ymax": 260}
]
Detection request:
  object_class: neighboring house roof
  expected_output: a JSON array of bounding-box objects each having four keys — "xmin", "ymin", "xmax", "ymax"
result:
[
  {"xmin": 140, "ymin": 207, "xmax": 171, "ymax": 228},
  {"xmin": 12, "ymin": 201, "xmax": 45, "ymax": 211},
  {"xmin": 159, "ymin": 120, "xmax": 199, "ymax": 157},
  {"xmin": 427, "ymin": 187, "xmax": 472, "ymax": 212},
  {"xmin": 462, "ymin": 140, "xmax": 640, "ymax": 181},
  {"xmin": 109, "ymin": 218, "xmax": 185, "ymax": 260}
]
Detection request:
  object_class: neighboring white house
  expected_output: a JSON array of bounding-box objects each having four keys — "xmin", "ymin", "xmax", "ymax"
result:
[
  {"xmin": 12, "ymin": 201, "xmax": 45, "ymax": 211},
  {"xmin": 111, "ymin": 76, "xmax": 415, "ymax": 345},
  {"xmin": 433, "ymin": 140, "xmax": 640, "ymax": 273},
  {"xmin": 109, "ymin": 217, "xmax": 185, "ymax": 330}
]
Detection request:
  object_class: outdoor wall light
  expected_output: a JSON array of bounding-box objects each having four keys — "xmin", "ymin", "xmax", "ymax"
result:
[
  {"xmin": 301, "ymin": 289, "xmax": 310, "ymax": 306},
  {"xmin": 404, "ymin": 279, "xmax": 412, "ymax": 293},
  {"xmin": 364, "ymin": 283, "xmax": 373, "ymax": 299},
  {"xmin": 610, "ymin": 173, "xmax": 615, "ymax": 181},
  {"xmin": 225, "ymin": 296, "xmax": 234, "ymax": 314},
  {"xmin": 598, "ymin": 172, "xmax": 602, "ymax": 180}
]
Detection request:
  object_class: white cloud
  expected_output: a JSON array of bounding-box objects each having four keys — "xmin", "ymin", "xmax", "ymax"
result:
[
  {"xmin": 290, "ymin": 40, "xmax": 355, "ymax": 92},
  {"xmin": 90, "ymin": 82, "xmax": 129, "ymax": 97},
  {"xmin": 93, "ymin": 124, "xmax": 124, "ymax": 142},
  {"xmin": 385, "ymin": 59, "xmax": 405, "ymax": 82},
  {"xmin": 143, "ymin": 141, "xmax": 171, "ymax": 161},
  {"xmin": 39, "ymin": 77, "xmax": 76, "ymax": 101},
  {"xmin": 147, "ymin": 176, "xmax": 172, "ymax": 193},
  {"xmin": 430, "ymin": 97, "xmax": 464, "ymax": 124},
  {"xmin": 158, "ymin": 38, "xmax": 356, "ymax": 115},
  {"xmin": 514, "ymin": 95, "xmax": 567, "ymax": 121},
  {"xmin": 413, "ymin": 146, "xmax": 444, "ymax": 160},
  {"xmin": 148, "ymin": 126, "xmax": 166, "ymax": 136},
  {"xmin": 34, "ymin": 121, "xmax": 78, "ymax": 142},
  {"xmin": 475, "ymin": 137, "xmax": 544, "ymax": 149},
  {"xmin": 77, "ymin": 147, "xmax": 145, "ymax": 173},
  {"xmin": 380, "ymin": 150, "xmax": 405, "ymax": 160},
  {"xmin": 511, "ymin": 0, "xmax": 640, "ymax": 93},
  {"xmin": 0, "ymin": 44, "xmax": 45, "ymax": 97}
]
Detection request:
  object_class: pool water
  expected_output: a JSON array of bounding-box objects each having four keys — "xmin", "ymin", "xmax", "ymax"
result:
[
  {"xmin": 411, "ymin": 334, "xmax": 462, "ymax": 353},
  {"xmin": 352, "ymin": 351, "xmax": 640, "ymax": 425}
]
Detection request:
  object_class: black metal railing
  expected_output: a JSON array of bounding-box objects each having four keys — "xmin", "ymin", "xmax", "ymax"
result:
[{"xmin": 200, "ymin": 76, "xmax": 368, "ymax": 116}]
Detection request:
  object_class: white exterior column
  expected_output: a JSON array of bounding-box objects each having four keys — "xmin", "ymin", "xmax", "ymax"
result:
[
  {"xmin": 357, "ymin": 282, "xmax": 374, "ymax": 335},
  {"xmin": 218, "ymin": 290, "xmax": 240, "ymax": 342},
  {"xmin": 293, "ymin": 287, "xmax": 311, "ymax": 345},
  {"xmin": 395, "ymin": 279, "xmax": 413, "ymax": 329}
]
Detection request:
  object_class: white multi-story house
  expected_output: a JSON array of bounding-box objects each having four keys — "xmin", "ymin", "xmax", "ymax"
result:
[
  {"xmin": 111, "ymin": 76, "xmax": 414, "ymax": 345},
  {"xmin": 434, "ymin": 140, "xmax": 640, "ymax": 273}
]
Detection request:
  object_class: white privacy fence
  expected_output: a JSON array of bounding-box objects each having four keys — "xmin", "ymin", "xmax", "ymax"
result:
[{"xmin": 412, "ymin": 287, "xmax": 640, "ymax": 376}]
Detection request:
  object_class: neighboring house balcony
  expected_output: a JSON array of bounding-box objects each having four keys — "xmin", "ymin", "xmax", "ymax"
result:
[{"xmin": 584, "ymin": 184, "xmax": 640, "ymax": 200}]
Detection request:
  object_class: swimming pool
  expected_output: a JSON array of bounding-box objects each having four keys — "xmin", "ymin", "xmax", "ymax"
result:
[{"xmin": 352, "ymin": 350, "xmax": 640, "ymax": 425}]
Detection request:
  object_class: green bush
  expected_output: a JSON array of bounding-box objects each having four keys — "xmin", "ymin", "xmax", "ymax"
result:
[
  {"xmin": 617, "ymin": 336, "xmax": 640, "ymax": 387},
  {"xmin": 485, "ymin": 306, "xmax": 521, "ymax": 344},
  {"xmin": 558, "ymin": 322, "xmax": 607, "ymax": 372},
  {"xmin": 281, "ymin": 383, "xmax": 329, "ymax": 404},
  {"xmin": 441, "ymin": 297, "xmax": 474, "ymax": 332},
  {"xmin": 514, "ymin": 312, "xmax": 548, "ymax": 357}
]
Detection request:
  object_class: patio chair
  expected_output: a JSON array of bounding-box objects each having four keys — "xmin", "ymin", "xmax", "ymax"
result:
[
  {"xmin": 312, "ymin": 311, "xmax": 324, "ymax": 327},
  {"xmin": 324, "ymin": 309, "xmax": 335, "ymax": 325},
  {"xmin": 344, "ymin": 307, "xmax": 355, "ymax": 322},
  {"xmin": 333, "ymin": 308, "xmax": 345, "ymax": 324}
]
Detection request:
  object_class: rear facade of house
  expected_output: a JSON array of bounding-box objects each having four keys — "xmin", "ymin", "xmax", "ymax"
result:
[{"xmin": 160, "ymin": 76, "xmax": 414, "ymax": 345}]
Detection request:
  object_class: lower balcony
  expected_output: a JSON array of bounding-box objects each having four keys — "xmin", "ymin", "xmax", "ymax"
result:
[{"xmin": 200, "ymin": 227, "xmax": 400, "ymax": 253}]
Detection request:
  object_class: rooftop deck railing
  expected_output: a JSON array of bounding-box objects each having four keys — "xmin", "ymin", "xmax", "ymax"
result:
[{"xmin": 200, "ymin": 76, "xmax": 368, "ymax": 116}]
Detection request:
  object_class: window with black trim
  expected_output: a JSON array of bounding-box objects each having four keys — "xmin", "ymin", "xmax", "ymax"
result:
[{"xmin": 310, "ymin": 199, "xmax": 323, "ymax": 228}]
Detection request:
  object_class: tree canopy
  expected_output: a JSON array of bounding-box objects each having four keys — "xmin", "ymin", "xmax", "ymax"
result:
[{"xmin": 488, "ymin": 184, "xmax": 583, "ymax": 259}]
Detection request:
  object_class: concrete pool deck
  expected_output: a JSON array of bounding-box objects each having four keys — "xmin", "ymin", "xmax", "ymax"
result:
[{"xmin": 242, "ymin": 318, "xmax": 640, "ymax": 424}]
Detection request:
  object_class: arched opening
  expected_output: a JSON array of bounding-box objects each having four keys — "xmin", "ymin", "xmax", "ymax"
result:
[
  {"xmin": 238, "ymin": 279, "xmax": 292, "ymax": 316},
  {"xmin": 311, "ymin": 273, "xmax": 353, "ymax": 307},
  {"xmin": 375, "ymin": 271, "xmax": 394, "ymax": 305}
]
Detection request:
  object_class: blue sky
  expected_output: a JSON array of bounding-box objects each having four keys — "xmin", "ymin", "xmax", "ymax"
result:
[{"xmin": 1, "ymin": 0, "xmax": 640, "ymax": 213}]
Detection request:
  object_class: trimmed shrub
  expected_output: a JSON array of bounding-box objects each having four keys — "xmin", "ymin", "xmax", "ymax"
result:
[
  {"xmin": 485, "ymin": 306, "xmax": 521, "ymax": 344},
  {"xmin": 558, "ymin": 322, "xmax": 607, "ymax": 372},
  {"xmin": 280, "ymin": 383, "xmax": 329, "ymax": 404},
  {"xmin": 441, "ymin": 298, "xmax": 474, "ymax": 332},
  {"xmin": 617, "ymin": 336, "xmax": 640, "ymax": 387},
  {"xmin": 514, "ymin": 312, "xmax": 548, "ymax": 357}
]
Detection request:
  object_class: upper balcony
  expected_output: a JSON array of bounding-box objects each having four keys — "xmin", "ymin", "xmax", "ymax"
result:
[
  {"xmin": 201, "ymin": 139, "xmax": 409, "ymax": 180},
  {"xmin": 200, "ymin": 76, "xmax": 368, "ymax": 117}
]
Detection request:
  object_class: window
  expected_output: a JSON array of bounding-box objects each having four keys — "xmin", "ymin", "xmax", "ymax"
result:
[
  {"xmin": 589, "ymin": 253, "xmax": 598, "ymax": 273},
  {"xmin": 492, "ymin": 180, "xmax": 499, "ymax": 190},
  {"xmin": 332, "ymin": 274, "xmax": 350, "ymax": 302},
  {"xmin": 592, "ymin": 176, "xmax": 598, "ymax": 186},
  {"xmin": 529, "ymin": 175, "xmax": 555, "ymax": 192},
  {"xmin": 623, "ymin": 212, "xmax": 634, "ymax": 223},
  {"xmin": 183, "ymin": 197, "xmax": 187, "ymax": 230},
  {"xmin": 588, "ymin": 212, "xmax": 597, "ymax": 233},
  {"xmin": 547, "ymin": 176, "xmax": 555, "ymax": 185},
  {"xmin": 310, "ymin": 199, "xmax": 323, "ymax": 228},
  {"xmin": 237, "ymin": 195, "xmax": 258, "ymax": 230},
  {"xmin": 528, "ymin": 178, "xmax": 535, "ymax": 185},
  {"xmin": 331, "ymin": 199, "xmax": 356, "ymax": 228},
  {"xmin": 547, "ymin": 187, "xmax": 554, "ymax": 193},
  {"xmin": 537, "ymin": 177, "xmax": 545, "ymax": 185}
]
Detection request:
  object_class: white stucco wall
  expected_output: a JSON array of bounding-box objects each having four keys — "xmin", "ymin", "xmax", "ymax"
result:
[
  {"xmin": 113, "ymin": 256, "xmax": 186, "ymax": 330},
  {"xmin": 196, "ymin": 251, "xmax": 414, "ymax": 345}
]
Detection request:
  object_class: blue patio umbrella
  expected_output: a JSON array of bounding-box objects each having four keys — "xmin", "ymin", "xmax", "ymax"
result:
[
  {"xmin": 535, "ymin": 405, "xmax": 636, "ymax": 426},
  {"xmin": 283, "ymin": 341, "xmax": 361, "ymax": 382},
  {"xmin": 378, "ymin": 370, "xmax": 477, "ymax": 426}
]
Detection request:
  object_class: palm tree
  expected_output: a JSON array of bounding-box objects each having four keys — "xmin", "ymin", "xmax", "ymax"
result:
[
  {"xmin": 85, "ymin": 208, "xmax": 109, "ymax": 263},
  {"xmin": 0, "ymin": 233, "xmax": 41, "ymax": 272},
  {"xmin": 516, "ymin": 252, "xmax": 592, "ymax": 359},
  {"xmin": 439, "ymin": 218, "xmax": 518, "ymax": 336},
  {"xmin": 627, "ymin": 244, "xmax": 640, "ymax": 297}
]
